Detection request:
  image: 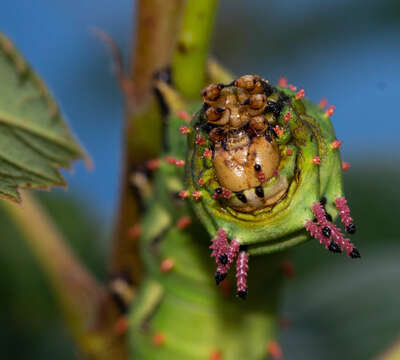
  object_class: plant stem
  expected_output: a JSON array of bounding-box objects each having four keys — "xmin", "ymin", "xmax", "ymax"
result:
[
  {"xmin": 111, "ymin": 0, "xmax": 185, "ymax": 285},
  {"xmin": 1, "ymin": 192, "xmax": 126, "ymax": 360},
  {"xmin": 172, "ymin": 0, "xmax": 220, "ymax": 99}
]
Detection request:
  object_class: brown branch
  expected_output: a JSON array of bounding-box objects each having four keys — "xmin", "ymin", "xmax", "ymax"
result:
[
  {"xmin": 1, "ymin": 192, "xmax": 126, "ymax": 360},
  {"xmin": 110, "ymin": 0, "xmax": 185, "ymax": 286}
]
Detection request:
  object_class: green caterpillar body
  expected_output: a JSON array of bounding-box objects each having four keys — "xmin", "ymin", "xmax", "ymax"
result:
[
  {"xmin": 187, "ymin": 76, "xmax": 343, "ymax": 255},
  {"xmin": 129, "ymin": 90, "xmax": 282, "ymax": 359},
  {"xmin": 129, "ymin": 75, "xmax": 357, "ymax": 359}
]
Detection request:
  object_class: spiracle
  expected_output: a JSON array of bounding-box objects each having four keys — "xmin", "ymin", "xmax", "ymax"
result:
[{"xmin": 185, "ymin": 74, "xmax": 359, "ymax": 296}]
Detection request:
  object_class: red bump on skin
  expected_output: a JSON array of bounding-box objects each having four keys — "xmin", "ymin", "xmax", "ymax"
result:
[
  {"xmin": 114, "ymin": 316, "xmax": 129, "ymax": 335},
  {"xmin": 192, "ymin": 191, "xmax": 202, "ymax": 200},
  {"xmin": 318, "ymin": 97, "xmax": 328, "ymax": 109},
  {"xmin": 146, "ymin": 159, "xmax": 161, "ymax": 171},
  {"xmin": 160, "ymin": 258, "xmax": 175, "ymax": 273},
  {"xmin": 266, "ymin": 341, "xmax": 283, "ymax": 360},
  {"xmin": 179, "ymin": 125, "xmax": 190, "ymax": 134},
  {"xmin": 342, "ymin": 161, "xmax": 351, "ymax": 171},
  {"xmin": 331, "ymin": 140, "xmax": 342, "ymax": 149},
  {"xmin": 222, "ymin": 188, "xmax": 232, "ymax": 199},
  {"xmin": 312, "ymin": 156, "xmax": 321, "ymax": 165},
  {"xmin": 152, "ymin": 333, "xmax": 166, "ymax": 347},
  {"xmin": 209, "ymin": 350, "xmax": 223, "ymax": 360},
  {"xmin": 165, "ymin": 156, "xmax": 177, "ymax": 165},
  {"xmin": 197, "ymin": 178, "xmax": 205, "ymax": 186},
  {"xmin": 177, "ymin": 216, "xmax": 192, "ymax": 230},
  {"xmin": 165, "ymin": 156, "xmax": 185, "ymax": 167},
  {"xmin": 281, "ymin": 260, "xmax": 296, "ymax": 279},
  {"xmin": 178, "ymin": 190, "xmax": 188, "ymax": 200},
  {"xmin": 325, "ymin": 105, "xmax": 335, "ymax": 117},
  {"xmin": 278, "ymin": 77, "xmax": 288, "ymax": 88},
  {"xmin": 203, "ymin": 148, "xmax": 212, "ymax": 159},
  {"xmin": 286, "ymin": 149, "xmax": 293, "ymax": 156},
  {"xmin": 283, "ymin": 113, "xmax": 292, "ymax": 123},
  {"xmin": 274, "ymin": 125, "xmax": 284, "ymax": 137},
  {"xmin": 257, "ymin": 170, "xmax": 266, "ymax": 183},
  {"xmin": 196, "ymin": 135, "xmax": 206, "ymax": 146},
  {"xmin": 176, "ymin": 109, "xmax": 191, "ymax": 122},
  {"xmin": 288, "ymin": 84, "xmax": 297, "ymax": 91},
  {"xmin": 295, "ymin": 88, "xmax": 305, "ymax": 99},
  {"xmin": 128, "ymin": 224, "xmax": 141, "ymax": 240}
]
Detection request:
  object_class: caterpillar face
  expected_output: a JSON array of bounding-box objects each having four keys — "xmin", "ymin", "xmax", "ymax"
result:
[
  {"xmin": 186, "ymin": 74, "xmax": 348, "ymax": 256},
  {"xmin": 201, "ymin": 75, "xmax": 287, "ymax": 213}
]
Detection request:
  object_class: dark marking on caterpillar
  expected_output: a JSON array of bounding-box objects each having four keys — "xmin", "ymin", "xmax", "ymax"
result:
[
  {"xmin": 218, "ymin": 254, "xmax": 228, "ymax": 265},
  {"xmin": 215, "ymin": 271, "xmax": 227, "ymax": 285},
  {"xmin": 261, "ymin": 80, "xmax": 274, "ymax": 97},
  {"xmin": 255, "ymin": 185, "xmax": 264, "ymax": 198},
  {"xmin": 140, "ymin": 293, "xmax": 165, "ymax": 333},
  {"xmin": 236, "ymin": 191, "xmax": 247, "ymax": 203},
  {"xmin": 328, "ymin": 241, "xmax": 342, "ymax": 253},
  {"xmin": 150, "ymin": 226, "xmax": 173, "ymax": 253},
  {"xmin": 346, "ymin": 223, "xmax": 356, "ymax": 234},
  {"xmin": 325, "ymin": 213, "xmax": 333, "ymax": 222},
  {"xmin": 322, "ymin": 226, "xmax": 331, "ymax": 238},
  {"xmin": 350, "ymin": 247, "xmax": 361, "ymax": 258},
  {"xmin": 265, "ymin": 100, "xmax": 283, "ymax": 118}
]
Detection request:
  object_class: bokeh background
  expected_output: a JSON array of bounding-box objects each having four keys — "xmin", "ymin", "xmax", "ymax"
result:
[{"xmin": 1, "ymin": 0, "xmax": 399, "ymax": 359}]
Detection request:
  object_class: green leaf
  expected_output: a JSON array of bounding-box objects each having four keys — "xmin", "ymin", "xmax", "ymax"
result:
[{"xmin": 0, "ymin": 33, "xmax": 88, "ymax": 202}]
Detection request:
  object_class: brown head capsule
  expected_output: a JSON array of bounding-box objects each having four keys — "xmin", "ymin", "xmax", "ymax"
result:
[
  {"xmin": 209, "ymin": 127, "xmax": 227, "ymax": 144},
  {"xmin": 206, "ymin": 107, "xmax": 230, "ymax": 125},
  {"xmin": 201, "ymin": 83, "xmax": 223, "ymax": 103},
  {"xmin": 249, "ymin": 115, "xmax": 268, "ymax": 133},
  {"xmin": 234, "ymin": 75, "xmax": 261, "ymax": 92}
]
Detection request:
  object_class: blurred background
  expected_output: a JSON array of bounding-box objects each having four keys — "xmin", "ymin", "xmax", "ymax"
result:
[{"xmin": 0, "ymin": 0, "xmax": 399, "ymax": 359}]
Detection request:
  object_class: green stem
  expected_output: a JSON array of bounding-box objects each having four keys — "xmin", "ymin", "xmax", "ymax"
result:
[{"xmin": 172, "ymin": 0, "xmax": 220, "ymax": 99}]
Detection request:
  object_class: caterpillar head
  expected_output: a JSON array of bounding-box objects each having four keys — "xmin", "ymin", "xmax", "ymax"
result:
[{"xmin": 185, "ymin": 74, "xmax": 359, "ymax": 297}]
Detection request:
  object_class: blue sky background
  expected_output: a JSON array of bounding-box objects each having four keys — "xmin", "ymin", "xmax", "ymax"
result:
[{"xmin": 1, "ymin": 0, "xmax": 399, "ymax": 223}]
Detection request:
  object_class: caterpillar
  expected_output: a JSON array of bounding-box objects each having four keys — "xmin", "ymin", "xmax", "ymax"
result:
[
  {"xmin": 128, "ymin": 73, "xmax": 359, "ymax": 359},
  {"xmin": 186, "ymin": 75, "xmax": 359, "ymax": 297}
]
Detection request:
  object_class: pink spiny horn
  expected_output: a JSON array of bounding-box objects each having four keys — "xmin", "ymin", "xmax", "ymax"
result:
[
  {"xmin": 311, "ymin": 202, "xmax": 360, "ymax": 258},
  {"xmin": 214, "ymin": 238, "xmax": 240, "ymax": 285},
  {"xmin": 335, "ymin": 197, "xmax": 356, "ymax": 234},
  {"xmin": 210, "ymin": 229, "xmax": 227, "ymax": 261},
  {"xmin": 305, "ymin": 220, "xmax": 330, "ymax": 248},
  {"xmin": 236, "ymin": 251, "xmax": 249, "ymax": 299}
]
